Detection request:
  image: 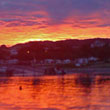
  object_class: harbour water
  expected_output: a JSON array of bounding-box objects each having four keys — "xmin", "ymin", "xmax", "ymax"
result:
[{"xmin": 0, "ymin": 73, "xmax": 110, "ymax": 110}]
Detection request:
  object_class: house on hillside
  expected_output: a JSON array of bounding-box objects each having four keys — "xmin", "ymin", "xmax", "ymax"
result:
[
  {"xmin": 75, "ymin": 58, "xmax": 88, "ymax": 67},
  {"xmin": 44, "ymin": 59, "xmax": 54, "ymax": 64},
  {"xmin": 63, "ymin": 59, "xmax": 71, "ymax": 64},
  {"xmin": 0, "ymin": 60, "xmax": 4, "ymax": 65},
  {"xmin": 75, "ymin": 57, "xmax": 98, "ymax": 67},
  {"xmin": 6, "ymin": 59, "xmax": 18, "ymax": 64},
  {"xmin": 55, "ymin": 59, "xmax": 62, "ymax": 64},
  {"xmin": 91, "ymin": 40, "xmax": 105, "ymax": 48},
  {"xmin": 10, "ymin": 48, "xmax": 18, "ymax": 55},
  {"xmin": 88, "ymin": 57, "xmax": 98, "ymax": 62}
]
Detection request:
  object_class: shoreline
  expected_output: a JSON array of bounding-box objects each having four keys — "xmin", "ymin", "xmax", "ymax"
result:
[
  {"xmin": 0, "ymin": 64, "xmax": 110, "ymax": 76},
  {"xmin": 65, "ymin": 68, "xmax": 110, "ymax": 75}
]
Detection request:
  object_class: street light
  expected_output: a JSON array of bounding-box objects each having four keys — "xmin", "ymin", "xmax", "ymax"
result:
[
  {"xmin": 27, "ymin": 50, "xmax": 36, "ymax": 76},
  {"xmin": 27, "ymin": 50, "xmax": 30, "ymax": 54}
]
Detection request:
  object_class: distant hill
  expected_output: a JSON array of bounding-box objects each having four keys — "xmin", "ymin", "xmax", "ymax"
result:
[
  {"xmin": 8, "ymin": 38, "xmax": 110, "ymax": 61},
  {"xmin": 11, "ymin": 38, "xmax": 110, "ymax": 50}
]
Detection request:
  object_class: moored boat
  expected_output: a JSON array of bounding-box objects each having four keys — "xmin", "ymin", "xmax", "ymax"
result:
[{"xmin": 44, "ymin": 66, "xmax": 66, "ymax": 75}]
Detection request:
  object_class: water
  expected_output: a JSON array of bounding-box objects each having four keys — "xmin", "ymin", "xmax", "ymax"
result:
[{"xmin": 0, "ymin": 73, "xmax": 110, "ymax": 110}]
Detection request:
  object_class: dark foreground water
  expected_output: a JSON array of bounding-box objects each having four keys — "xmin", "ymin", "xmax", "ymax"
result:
[{"xmin": 0, "ymin": 73, "xmax": 110, "ymax": 110}]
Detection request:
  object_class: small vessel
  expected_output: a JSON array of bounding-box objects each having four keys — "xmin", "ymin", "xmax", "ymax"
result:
[{"xmin": 44, "ymin": 66, "xmax": 66, "ymax": 75}]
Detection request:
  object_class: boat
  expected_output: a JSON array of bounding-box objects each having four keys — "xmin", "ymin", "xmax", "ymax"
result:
[{"xmin": 44, "ymin": 66, "xmax": 66, "ymax": 75}]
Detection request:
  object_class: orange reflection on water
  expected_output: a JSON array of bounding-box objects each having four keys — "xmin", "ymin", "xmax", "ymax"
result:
[{"xmin": 0, "ymin": 74, "xmax": 110, "ymax": 110}]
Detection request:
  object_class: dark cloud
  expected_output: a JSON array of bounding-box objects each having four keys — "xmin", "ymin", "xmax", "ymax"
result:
[
  {"xmin": 97, "ymin": 24, "xmax": 110, "ymax": 27},
  {"xmin": 1, "ymin": 18, "xmax": 21, "ymax": 22},
  {"xmin": 0, "ymin": 0, "xmax": 110, "ymax": 27},
  {"xmin": 6, "ymin": 20, "xmax": 42, "ymax": 27},
  {"xmin": 6, "ymin": 23, "xmax": 21, "ymax": 27}
]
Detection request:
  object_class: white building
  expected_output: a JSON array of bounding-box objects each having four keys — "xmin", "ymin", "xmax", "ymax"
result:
[
  {"xmin": 44, "ymin": 59, "xmax": 54, "ymax": 64},
  {"xmin": 75, "ymin": 57, "xmax": 98, "ymax": 67},
  {"xmin": 75, "ymin": 58, "xmax": 88, "ymax": 67},
  {"xmin": 63, "ymin": 59, "xmax": 71, "ymax": 64},
  {"xmin": 7, "ymin": 59, "xmax": 18, "ymax": 64},
  {"xmin": 91, "ymin": 40, "xmax": 105, "ymax": 48},
  {"xmin": 88, "ymin": 57, "xmax": 98, "ymax": 61},
  {"xmin": 0, "ymin": 66, "xmax": 7, "ymax": 73},
  {"xmin": 55, "ymin": 59, "xmax": 62, "ymax": 64},
  {"xmin": 10, "ymin": 48, "xmax": 18, "ymax": 55}
]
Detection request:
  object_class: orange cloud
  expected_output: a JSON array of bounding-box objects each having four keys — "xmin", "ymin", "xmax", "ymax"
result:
[{"xmin": 0, "ymin": 8, "xmax": 110, "ymax": 46}]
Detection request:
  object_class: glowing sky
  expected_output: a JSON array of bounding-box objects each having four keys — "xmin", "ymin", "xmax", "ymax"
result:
[{"xmin": 0, "ymin": 0, "xmax": 110, "ymax": 45}]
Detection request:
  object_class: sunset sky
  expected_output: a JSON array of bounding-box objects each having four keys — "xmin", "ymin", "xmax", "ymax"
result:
[{"xmin": 0, "ymin": 0, "xmax": 110, "ymax": 45}]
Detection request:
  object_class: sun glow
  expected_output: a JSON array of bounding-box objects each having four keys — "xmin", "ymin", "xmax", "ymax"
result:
[
  {"xmin": 0, "ymin": 16, "xmax": 110, "ymax": 46},
  {"xmin": 23, "ymin": 38, "xmax": 42, "ymax": 43}
]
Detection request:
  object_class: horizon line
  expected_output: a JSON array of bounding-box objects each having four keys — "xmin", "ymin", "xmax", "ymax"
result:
[{"xmin": 2, "ymin": 37, "xmax": 110, "ymax": 47}]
